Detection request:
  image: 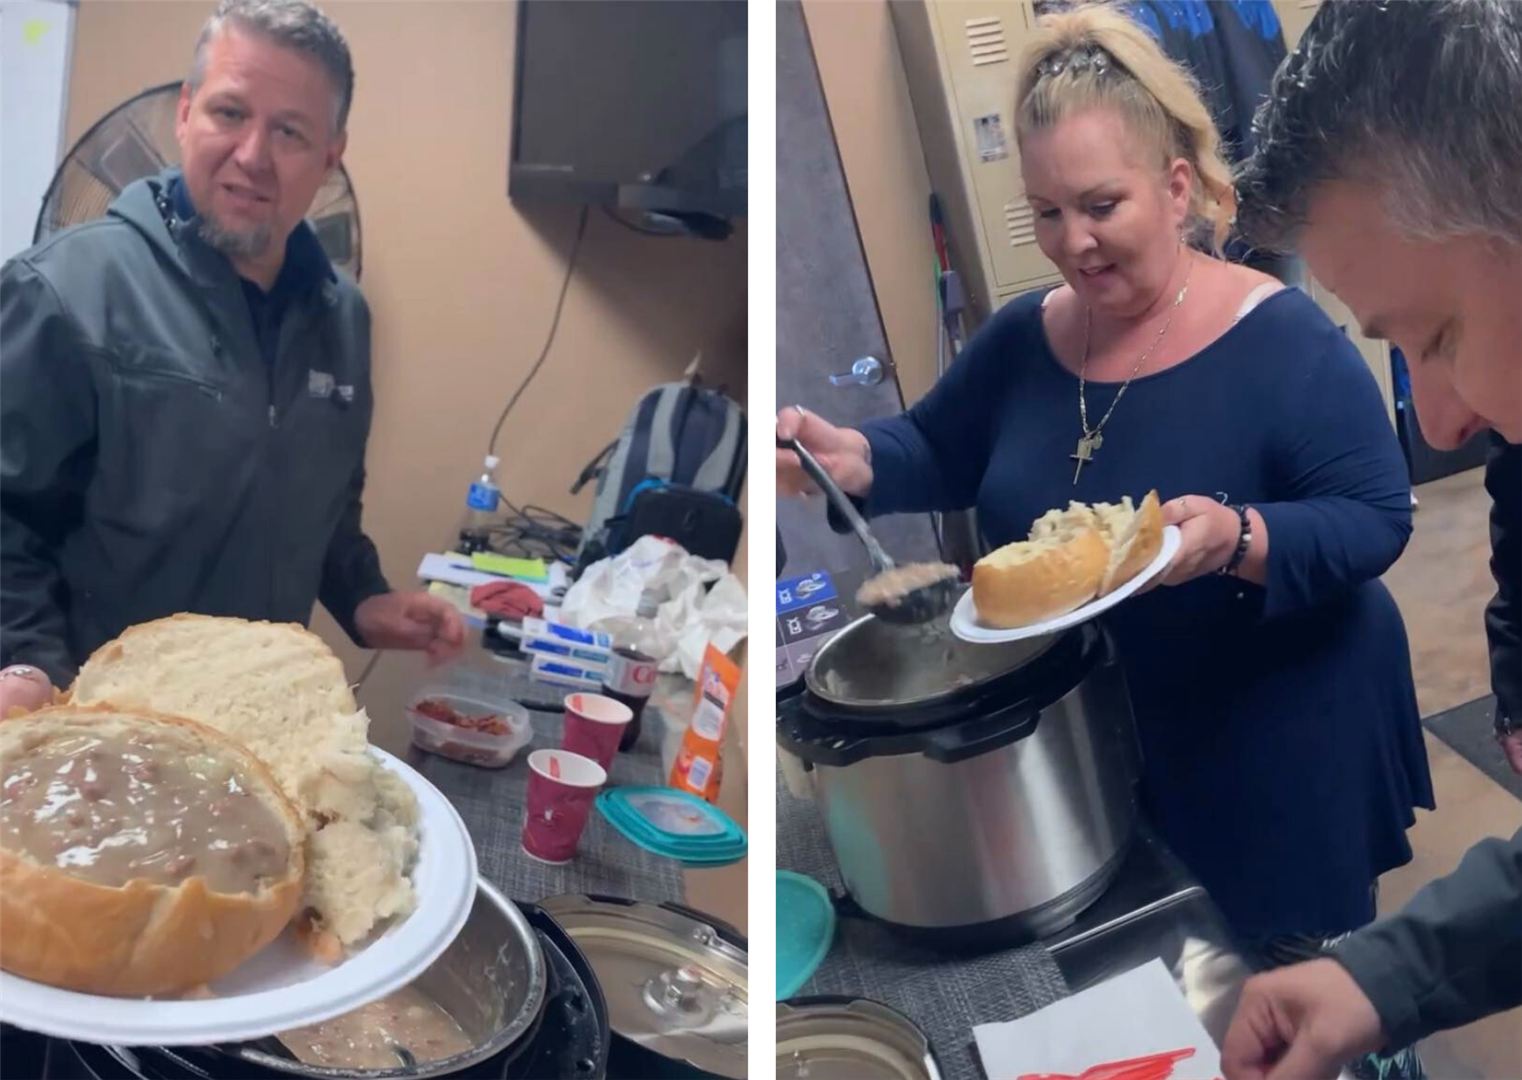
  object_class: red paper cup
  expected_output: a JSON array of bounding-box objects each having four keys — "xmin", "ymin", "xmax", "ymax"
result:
[
  {"xmin": 522, "ymin": 749, "xmax": 607, "ymax": 864},
  {"xmin": 561, "ymin": 692, "xmax": 633, "ymax": 771}
]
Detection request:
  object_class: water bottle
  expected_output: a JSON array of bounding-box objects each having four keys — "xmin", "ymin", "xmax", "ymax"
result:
[{"xmin": 458, "ymin": 455, "xmax": 501, "ymax": 553}]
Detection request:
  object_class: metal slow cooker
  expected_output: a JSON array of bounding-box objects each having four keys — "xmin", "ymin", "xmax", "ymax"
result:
[
  {"xmin": 776, "ymin": 608, "xmax": 1142, "ymax": 947},
  {"xmin": 10, "ymin": 883, "xmax": 611, "ymax": 1080}
]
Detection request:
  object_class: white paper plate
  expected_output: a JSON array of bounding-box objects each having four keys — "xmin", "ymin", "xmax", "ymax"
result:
[
  {"xmin": 951, "ymin": 525, "xmax": 1182, "ymax": 644},
  {"xmin": 0, "ymin": 748, "xmax": 478, "ymax": 1046}
]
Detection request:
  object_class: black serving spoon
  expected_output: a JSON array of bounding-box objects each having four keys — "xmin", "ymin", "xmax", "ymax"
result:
[{"xmin": 782, "ymin": 436, "xmax": 959, "ymax": 624}]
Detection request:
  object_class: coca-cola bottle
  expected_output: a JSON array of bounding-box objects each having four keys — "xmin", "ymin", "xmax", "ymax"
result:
[{"xmin": 601, "ymin": 591, "xmax": 660, "ymax": 751}]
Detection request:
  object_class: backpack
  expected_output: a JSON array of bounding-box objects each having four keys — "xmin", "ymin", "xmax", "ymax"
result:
[{"xmin": 571, "ymin": 379, "xmax": 746, "ymax": 573}]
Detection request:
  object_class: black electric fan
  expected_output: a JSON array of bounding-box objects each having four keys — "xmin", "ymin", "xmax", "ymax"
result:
[{"xmin": 34, "ymin": 80, "xmax": 362, "ymax": 280}]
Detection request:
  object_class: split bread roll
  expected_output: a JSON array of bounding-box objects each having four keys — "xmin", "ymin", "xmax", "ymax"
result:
[
  {"xmin": 0, "ymin": 706, "xmax": 305, "ymax": 996},
  {"xmin": 69, "ymin": 615, "xmax": 419, "ymax": 950},
  {"xmin": 972, "ymin": 522, "xmax": 1109, "ymax": 628},
  {"xmin": 974, "ymin": 490, "xmax": 1164, "ymax": 628},
  {"xmin": 1032, "ymin": 490, "xmax": 1165, "ymax": 598}
]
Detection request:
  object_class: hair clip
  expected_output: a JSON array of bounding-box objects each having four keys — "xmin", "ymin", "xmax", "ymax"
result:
[{"xmin": 1036, "ymin": 45, "xmax": 1112, "ymax": 78}]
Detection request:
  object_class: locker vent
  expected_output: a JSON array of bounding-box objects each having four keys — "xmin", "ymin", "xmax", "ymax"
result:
[
  {"xmin": 1004, "ymin": 200, "xmax": 1037, "ymax": 247},
  {"xmin": 965, "ymin": 16, "xmax": 1009, "ymax": 66}
]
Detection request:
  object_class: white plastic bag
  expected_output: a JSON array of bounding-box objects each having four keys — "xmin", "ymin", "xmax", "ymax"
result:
[{"xmin": 559, "ymin": 536, "xmax": 748, "ymax": 678}]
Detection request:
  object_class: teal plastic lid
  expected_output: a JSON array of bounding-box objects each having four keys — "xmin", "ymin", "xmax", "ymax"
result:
[
  {"xmin": 597, "ymin": 787, "xmax": 748, "ymax": 866},
  {"xmin": 777, "ymin": 870, "xmax": 836, "ymax": 1000}
]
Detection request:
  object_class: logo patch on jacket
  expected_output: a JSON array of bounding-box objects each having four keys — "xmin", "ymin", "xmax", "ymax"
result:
[{"xmin": 308, "ymin": 371, "xmax": 355, "ymax": 403}]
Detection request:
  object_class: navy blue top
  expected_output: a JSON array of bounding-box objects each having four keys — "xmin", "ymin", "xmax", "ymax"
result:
[{"xmin": 861, "ymin": 286, "xmax": 1434, "ymax": 944}]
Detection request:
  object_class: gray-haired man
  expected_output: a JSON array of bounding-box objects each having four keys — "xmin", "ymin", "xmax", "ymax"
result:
[
  {"xmin": 1223, "ymin": 2, "xmax": 1522, "ymax": 1078},
  {"xmin": 0, "ymin": 0, "xmax": 463, "ymax": 712}
]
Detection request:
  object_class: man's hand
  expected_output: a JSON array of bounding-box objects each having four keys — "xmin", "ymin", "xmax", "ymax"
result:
[
  {"xmin": 354, "ymin": 592, "xmax": 466, "ymax": 665},
  {"xmin": 0, "ymin": 665, "xmax": 56, "ymax": 717},
  {"xmin": 1222, "ymin": 958, "xmax": 1386, "ymax": 1080}
]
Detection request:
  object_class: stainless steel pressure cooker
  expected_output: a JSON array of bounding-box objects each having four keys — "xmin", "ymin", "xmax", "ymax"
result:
[{"xmin": 776, "ymin": 609, "xmax": 1141, "ymax": 948}]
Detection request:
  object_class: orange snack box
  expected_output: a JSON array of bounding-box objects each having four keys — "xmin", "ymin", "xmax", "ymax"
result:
[{"xmin": 668, "ymin": 644, "xmax": 741, "ymax": 803}]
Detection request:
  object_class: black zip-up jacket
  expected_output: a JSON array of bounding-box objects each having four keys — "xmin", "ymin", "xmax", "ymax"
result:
[
  {"xmin": 1, "ymin": 170, "xmax": 390, "ymax": 685},
  {"xmin": 1335, "ymin": 436, "xmax": 1521, "ymax": 1045}
]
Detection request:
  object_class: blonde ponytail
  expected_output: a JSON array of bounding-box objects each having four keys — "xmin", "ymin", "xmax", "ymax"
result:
[{"xmin": 1014, "ymin": 2, "xmax": 1236, "ymax": 252}]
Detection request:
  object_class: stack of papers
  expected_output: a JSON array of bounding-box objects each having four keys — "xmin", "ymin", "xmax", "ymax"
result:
[
  {"xmin": 973, "ymin": 960, "xmax": 1221, "ymax": 1080},
  {"xmin": 470, "ymin": 553, "xmax": 548, "ymax": 582},
  {"xmin": 416, "ymin": 553, "xmax": 568, "ymax": 599}
]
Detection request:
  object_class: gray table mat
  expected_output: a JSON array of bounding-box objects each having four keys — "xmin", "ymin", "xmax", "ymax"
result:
[
  {"xmin": 778, "ymin": 765, "xmax": 1070, "ymax": 1080},
  {"xmin": 408, "ymin": 707, "xmax": 686, "ymax": 906}
]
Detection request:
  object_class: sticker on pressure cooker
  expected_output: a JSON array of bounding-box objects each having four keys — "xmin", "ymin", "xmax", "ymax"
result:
[
  {"xmin": 777, "ymin": 572, "xmax": 836, "ymax": 614},
  {"xmin": 785, "ymin": 639, "xmax": 821, "ymax": 673},
  {"xmin": 779, "ymin": 602, "xmax": 848, "ymax": 645}
]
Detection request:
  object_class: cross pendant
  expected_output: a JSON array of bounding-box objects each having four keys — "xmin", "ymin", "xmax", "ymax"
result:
[{"xmin": 1072, "ymin": 432, "xmax": 1102, "ymax": 484}]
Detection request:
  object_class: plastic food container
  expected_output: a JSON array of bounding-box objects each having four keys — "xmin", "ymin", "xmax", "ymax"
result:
[{"xmin": 407, "ymin": 690, "xmax": 532, "ymax": 768}]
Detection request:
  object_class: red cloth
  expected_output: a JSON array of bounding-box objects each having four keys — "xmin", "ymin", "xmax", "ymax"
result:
[{"xmin": 470, "ymin": 580, "xmax": 544, "ymax": 621}]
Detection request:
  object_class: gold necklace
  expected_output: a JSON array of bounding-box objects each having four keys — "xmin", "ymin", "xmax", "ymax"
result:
[{"xmin": 1072, "ymin": 254, "xmax": 1196, "ymax": 483}]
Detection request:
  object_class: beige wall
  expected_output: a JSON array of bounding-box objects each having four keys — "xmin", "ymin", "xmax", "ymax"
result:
[
  {"xmin": 800, "ymin": 0, "xmax": 939, "ymax": 405},
  {"xmin": 66, "ymin": 0, "xmax": 749, "ymax": 728}
]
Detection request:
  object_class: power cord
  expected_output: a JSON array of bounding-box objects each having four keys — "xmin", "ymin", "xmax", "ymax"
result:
[
  {"xmin": 488, "ymin": 203, "xmax": 591, "ymax": 458},
  {"xmin": 354, "ymin": 650, "xmax": 383, "ymax": 690},
  {"xmin": 486, "ymin": 497, "xmax": 582, "ymax": 564}
]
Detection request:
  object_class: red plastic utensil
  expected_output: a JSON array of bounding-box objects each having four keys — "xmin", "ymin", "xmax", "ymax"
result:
[{"xmin": 1017, "ymin": 1048, "xmax": 1197, "ymax": 1080}]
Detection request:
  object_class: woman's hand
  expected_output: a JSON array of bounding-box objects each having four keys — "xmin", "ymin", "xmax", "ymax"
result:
[
  {"xmin": 1158, "ymin": 495, "xmax": 1247, "ymax": 586},
  {"xmin": 0, "ymin": 665, "xmax": 55, "ymax": 718},
  {"xmin": 775, "ymin": 406, "xmax": 875, "ymax": 498}
]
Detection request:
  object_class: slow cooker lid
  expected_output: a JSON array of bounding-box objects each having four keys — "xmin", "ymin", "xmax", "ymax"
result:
[
  {"xmin": 776, "ymin": 997, "xmax": 942, "ymax": 1080},
  {"xmin": 540, "ymin": 896, "xmax": 747, "ymax": 1080},
  {"xmin": 805, "ymin": 610, "xmax": 1059, "ymax": 711}
]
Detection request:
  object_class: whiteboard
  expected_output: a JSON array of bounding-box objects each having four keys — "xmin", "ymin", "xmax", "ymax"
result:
[{"xmin": 1, "ymin": 0, "xmax": 75, "ymax": 264}]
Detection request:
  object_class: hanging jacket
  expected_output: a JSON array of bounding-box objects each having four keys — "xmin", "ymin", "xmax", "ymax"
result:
[{"xmin": 1122, "ymin": 1, "xmax": 1287, "ymax": 164}]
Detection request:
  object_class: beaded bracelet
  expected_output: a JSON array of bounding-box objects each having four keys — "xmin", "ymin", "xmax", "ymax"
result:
[{"xmin": 1220, "ymin": 504, "xmax": 1252, "ymax": 577}]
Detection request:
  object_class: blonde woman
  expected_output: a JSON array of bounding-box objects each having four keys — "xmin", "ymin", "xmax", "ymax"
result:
[{"xmin": 777, "ymin": 1, "xmax": 1432, "ymax": 1005}]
